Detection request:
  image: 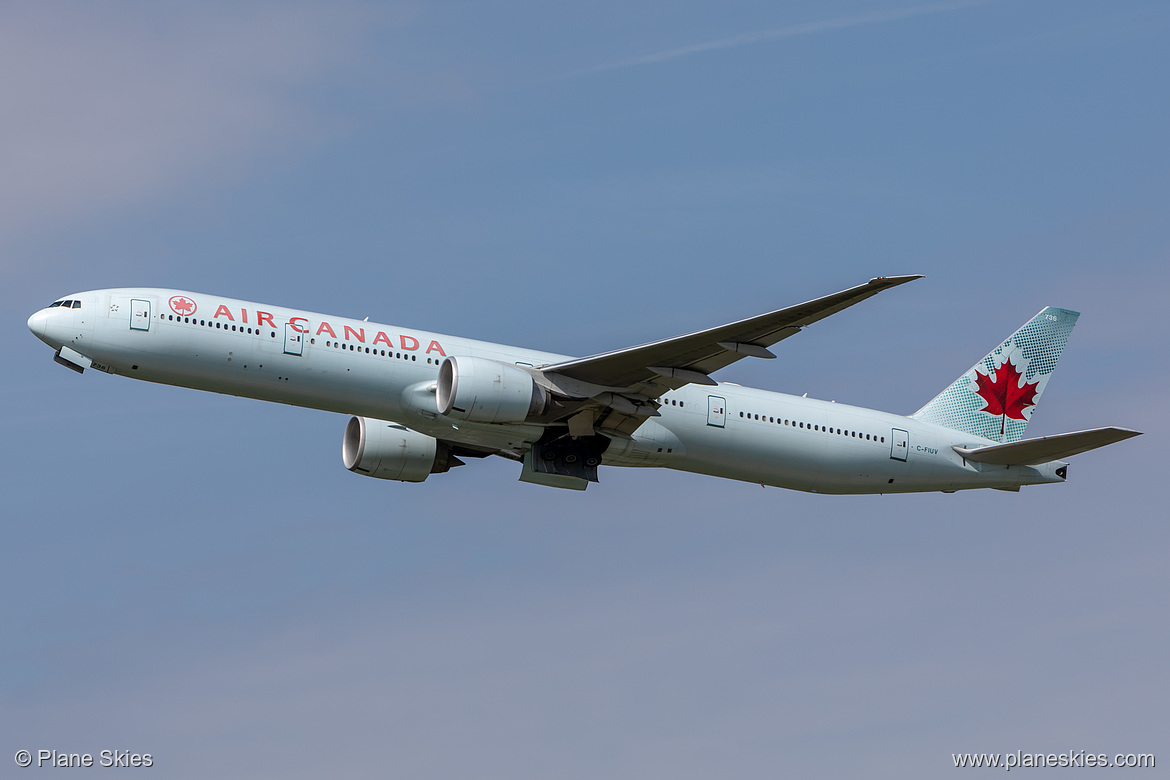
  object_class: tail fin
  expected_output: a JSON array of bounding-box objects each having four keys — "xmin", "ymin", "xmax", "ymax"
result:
[{"xmin": 912, "ymin": 307, "xmax": 1079, "ymax": 443}]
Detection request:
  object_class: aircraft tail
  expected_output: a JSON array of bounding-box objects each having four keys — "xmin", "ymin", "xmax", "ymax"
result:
[
  {"xmin": 912, "ymin": 307, "xmax": 1079, "ymax": 443},
  {"xmin": 952, "ymin": 427, "xmax": 1141, "ymax": 465}
]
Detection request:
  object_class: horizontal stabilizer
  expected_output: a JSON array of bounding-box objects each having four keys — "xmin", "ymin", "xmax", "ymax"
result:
[{"xmin": 953, "ymin": 427, "xmax": 1141, "ymax": 465}]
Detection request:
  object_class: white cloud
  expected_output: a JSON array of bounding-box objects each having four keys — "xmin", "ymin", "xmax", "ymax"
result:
[
  {"xmin": 0, "ymin": 1, "xmax": 384, "ymax": 252},
  {"xmin": 558, "ymin": 0, "xmax": 993, "ymax": 79}
]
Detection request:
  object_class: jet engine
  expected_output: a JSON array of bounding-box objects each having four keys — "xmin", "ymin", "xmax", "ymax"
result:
[
  {"xmin": 436, "ymin": 356, "xmax": 547, "ymax": 424},
  {"xmin": 342, "ymin": 417, "xmax": 460, "ymax": 482}
]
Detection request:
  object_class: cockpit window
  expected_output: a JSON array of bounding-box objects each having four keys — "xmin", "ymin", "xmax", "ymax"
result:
[
  {"xmin": 71, "ymin": 300, "xmax": 81, "ymax": 308},
  {"xmin": 48, "ymin": 301, "xmax": 63, "ymax": 308}
]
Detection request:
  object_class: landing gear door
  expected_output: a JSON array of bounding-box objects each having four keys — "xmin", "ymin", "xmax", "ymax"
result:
[
  {"xmin": 707, "ymin": 395, "xmax": 726, "ymax": 428},
  {"xmin": 891, "ymin": 428, "xmax": 909, "ymax": 461},
  {"xmin": 283, "ymin": 323, "xmax": 304, "ymax": 356},
  {"xmin": 130, "ymin": 299, "xmax": 151, "ymax": 331}
]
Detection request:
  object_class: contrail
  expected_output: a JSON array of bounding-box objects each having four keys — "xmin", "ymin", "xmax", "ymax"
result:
[{"xmin": 558, "ymin": 0, "xmax": 992, "ymax": 79}]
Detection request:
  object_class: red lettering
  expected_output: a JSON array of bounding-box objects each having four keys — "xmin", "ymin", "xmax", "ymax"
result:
[
  {"xmin": 316, "ymin": 321, "xmax": 337, "ymax": 337},
  {"xmin": 289, "ymin": 317, "xmax": 308, "ymax": 334},
  {"xmin": 426, "ymin": 340, "xmax": 446, "ymax": 356},
  {"xmin": 213, "ymin": 305, "xmax": 234, "ymax": 321},
  {"xmin": 256, "ymin": 311, "xmax": 275, "ymax": 329},
  {"xmin": 373, "ymin": 331, "xmax": 393, "ymax": 347},
  {"xmin": 241, "ymin": 309, "xmax": 249, "ymax": 324},
  {"xmin": 400, "ymin": 335, "xmax": 419, "ymax": 351},
  {"xmin": 344, "ymin": 325, "xmax": 366, "ymax": 343}
]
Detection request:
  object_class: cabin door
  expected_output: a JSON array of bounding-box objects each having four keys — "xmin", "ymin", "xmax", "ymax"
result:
[
  {"xmin": 890, "ymin": 428, "xmax": 909, "ymax": 461},
  {"xmin": 707, "ymin": 396, "xmax": 727, "ymax": 428},
  {"xmin": 283, "ymin": 323, "xmax": 304, "ymax": 356},
  {"xmin": 130, "ymin": 299, "xmax": 151, "ymax": 331}
]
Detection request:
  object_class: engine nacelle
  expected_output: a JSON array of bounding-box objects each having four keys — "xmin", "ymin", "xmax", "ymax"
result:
[
  {"xmin": 436, "ymin": 356, "xmax": 547, "ymax": 424},
  {"xmin": 342, "ymin": 417, "xmax": 457, "ymax": 483}
]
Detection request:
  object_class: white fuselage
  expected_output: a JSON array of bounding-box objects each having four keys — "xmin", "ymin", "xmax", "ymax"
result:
[{"xmin": 27, "ymin": 288, "xmax": 1065, "ymax": 494}]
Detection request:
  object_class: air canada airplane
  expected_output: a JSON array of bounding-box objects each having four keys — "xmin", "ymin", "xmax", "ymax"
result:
[{"xmin": 28, "ymin": 276, "xmax": 1139, "ymax": 493}]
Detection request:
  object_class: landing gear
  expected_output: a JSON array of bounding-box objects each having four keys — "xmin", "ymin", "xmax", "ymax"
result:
[{"xmin": 530, "ymin": 429, "xmax": 610, "ymax": 482}]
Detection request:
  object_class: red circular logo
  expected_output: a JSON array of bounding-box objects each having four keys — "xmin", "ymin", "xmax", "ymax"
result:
[{"xmin": 169, "ymin": 296, "xmax": 197, "ymax": 316}]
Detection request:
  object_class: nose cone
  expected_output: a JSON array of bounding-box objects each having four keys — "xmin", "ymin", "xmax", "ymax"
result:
[{"xmin": 27, "ymin": 309, "xmax": 48, "ymax": 340}]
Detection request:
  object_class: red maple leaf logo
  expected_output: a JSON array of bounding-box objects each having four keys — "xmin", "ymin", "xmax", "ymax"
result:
[
  {"xmin": 973, "ymin": 357, "xmax": 1038, "ymax": 433},
  {"xmin": 169, "ymin": 296, "xmax": 196, "ymax": 316}
]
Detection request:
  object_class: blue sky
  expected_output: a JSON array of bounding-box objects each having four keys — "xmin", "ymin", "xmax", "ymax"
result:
[{"xmin": 2, "ymin": 1, "xmax": 1166, "ymax": 777}]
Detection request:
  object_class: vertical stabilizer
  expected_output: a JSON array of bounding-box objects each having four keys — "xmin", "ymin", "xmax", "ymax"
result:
[{"xmin": 912, "ymin": 307, "xmax": 1079, "ymax": 443}]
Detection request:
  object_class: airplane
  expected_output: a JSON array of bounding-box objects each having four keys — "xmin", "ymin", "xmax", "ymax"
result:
[{"xmin": 26, "ymin": 276, "xmax": 1140, "ymax": 493}]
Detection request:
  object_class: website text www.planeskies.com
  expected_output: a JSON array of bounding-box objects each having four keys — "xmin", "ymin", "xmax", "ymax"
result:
[{"xmin": 953, "ymin": 750, "xmax": 1154, "ymax": 770}]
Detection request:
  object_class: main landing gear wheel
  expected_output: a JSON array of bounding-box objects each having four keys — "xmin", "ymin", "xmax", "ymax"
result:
[{"xmin": 530, "ymin": 429, "xmax": 611, "ymax": 483}]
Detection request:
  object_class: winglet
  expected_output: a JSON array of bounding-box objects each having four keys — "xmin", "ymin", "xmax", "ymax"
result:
[{"xmin": 870, "ymin": 274, "xmax": 925, "ymax": 284}]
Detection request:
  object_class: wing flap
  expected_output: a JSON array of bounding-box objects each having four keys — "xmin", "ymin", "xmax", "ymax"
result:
[{"xmin": 953, "ymin": 427, "xmax": 1141, "ymax": 465}]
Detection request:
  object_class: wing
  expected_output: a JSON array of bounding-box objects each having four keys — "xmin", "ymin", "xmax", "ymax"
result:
[{"xmin": 533, "ymin": 275, "xmax": 922, "ymax": 437}]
